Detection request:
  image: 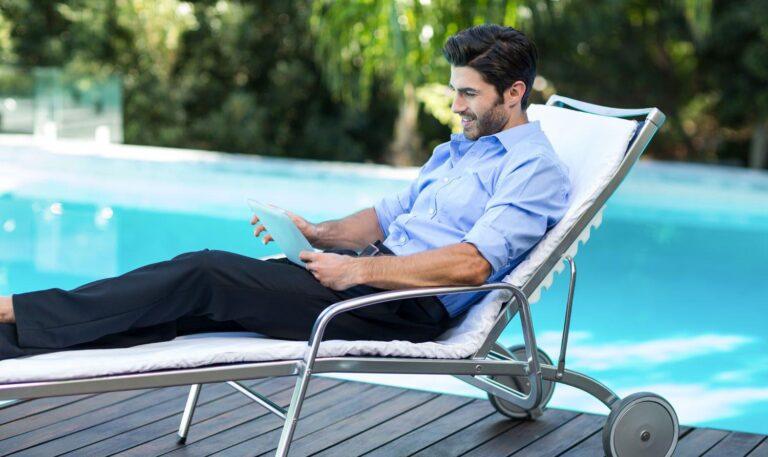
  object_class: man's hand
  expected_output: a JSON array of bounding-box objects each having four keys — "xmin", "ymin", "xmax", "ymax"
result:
[
  {"xmin": 299, "ymin": 251, "xmax": 362, "ymax": 290},
  {"xmin": 251, "ymin": 208, "xmax": 320, "ymax": 246}
]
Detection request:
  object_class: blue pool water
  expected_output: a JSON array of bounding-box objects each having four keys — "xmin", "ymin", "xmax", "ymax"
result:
[{"xmin": 1, "ymin": 137, "xmax": 767, "ymax": 434}]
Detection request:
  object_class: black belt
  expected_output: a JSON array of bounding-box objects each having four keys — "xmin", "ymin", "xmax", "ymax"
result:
[
  {"xmin": 357, "ymin": 240, "xmax": 448, "ymax": 322},
  {"xmin": 322, "ymin": 240, "xmax": 394, "ymax": 258},
  {"xmin": 359, "ymin": 240, "xmax": 395, "ymax": 257}
]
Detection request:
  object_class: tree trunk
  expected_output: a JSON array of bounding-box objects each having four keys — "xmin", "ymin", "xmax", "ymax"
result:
[
  {"xmin": 386, "ymin": 82, "xmax": 421, "ymax": 166},
  {"xmin": 749, "ymin": 120, "xmax": 768, "ymax": 169}
]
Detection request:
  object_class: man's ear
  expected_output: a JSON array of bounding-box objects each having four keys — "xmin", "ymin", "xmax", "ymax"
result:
[{"xmin": 504, "ymin": 81, "xmax": 526, "ymax": 108}]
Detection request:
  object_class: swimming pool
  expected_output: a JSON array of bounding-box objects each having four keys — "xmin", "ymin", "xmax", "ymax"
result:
[{"xmin": 1, "ymin": 136, "xmax": 767, "ymax": 434}]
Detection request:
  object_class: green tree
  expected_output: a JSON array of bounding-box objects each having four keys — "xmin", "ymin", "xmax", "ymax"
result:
[
  {"xmin": 2, "ymin": 1, "xmax": 767, "ymax": 168},
  {"xmin": 170, "ymin": 0, "xmax": 395, "ymax": 161},
  {"xmin": 0, "ymin": 0, "xmax": 398, "ymax": 162},
  {"xmin": 520, "ymin": 0, "xmax": 706, "ymax": 162},
  {"xmin": 702, "ymin": 0, "xmax": 768, "ymax": 168},
  {"xmin": 309, "ymin": 0, "xmax": 521, "ymax": 165}
]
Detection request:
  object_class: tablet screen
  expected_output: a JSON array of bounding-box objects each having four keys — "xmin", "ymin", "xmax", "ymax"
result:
[{"xmin": 247, "ymin": 199, "xmax": 316, "ymax": 265}]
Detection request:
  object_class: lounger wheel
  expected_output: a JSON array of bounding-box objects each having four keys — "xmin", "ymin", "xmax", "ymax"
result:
[
  {"xmin": 487, "ymin": 344, "xmax": 555, "ymax": 419},
  {"xmin": 602, "ymin": 392, "xmax": 678, "ymax": 457}
]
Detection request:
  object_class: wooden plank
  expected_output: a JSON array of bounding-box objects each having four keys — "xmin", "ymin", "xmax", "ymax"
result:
[
  {"xmin": 56, "ymin": 377, "xmax": 300, "ymax": 457},
  {"xmin": 678, "ymin": 426, "xmax": 695, "ymax": 440},
  {"xmin": 117, "ymin": 377, "xmax": 349, "ymax": 457},
  {"xmin": 0, "ymin": 394, "xmax": 93, "ymax": 427},
  {"xmin": 703, "ymin": 432, "xmax": 767, "ymax": 457},
  {"xmin": 674, "ymin": 428, "xmax": 730, "ymax": 456},
  {"xmin": 161, "ymin": 380, "xmax": 383, "ymax": 457},
  {"xmin": 159, "ymin": 380, "xmax": 390, "ymax": 457},
  {"xmin": 366, "ymin": 399, "xmax": 496, "ymax": 457},
  {"xmin": 8, "ymin": 388, "xmax": 194, "ymax": 456},
  {"xmin": 412, "ymin": 412, "xmax": 526, "ymax": 456},
  {"xmin": 468, "ymin": 409, "xmax": 588, "ymax": 457},
  {"xmin": 561, "ymin": 423, "xmax": 694, "ymax": 456},
  {"xmin": 209, "ymin": 384, "xmax": 405, "ymax": 457},
  {"xmin": 505, "ymin": 414, "xmax": 605, "ymax": 457},
  {"xmin": 0, "ymin": 388, "xmax": 159, "ymax": 453},
  {"xmin": 558, "ymin": 430, "xmax": 604, "ymax": 456},
  {"xmin": 3, "ymin": 378, "xmax": 767, "ymax": 457},
  {"xmin": 749, "ymin": 437, "xmax": 768, "ymax": 456},
  {"xmin": 0, "ymin": 389, "xmax": 150, "ymax": 441},
  {"xmin": 109, "ymin": 377, "xmax": 315, "ymax": 457},
  {"xmin": 313, "ymin": 393, "xmax": 474, "ymax": 457},
  {"xmin": 505, "ymin": 413, "xmax": 603, "ymax": 457},
  {"xmin": 2, "ymin": 380, "xmax": 229, "ymax": 456},
  {"xmin": 262, "ymin": 388, "xmax": 436, "ymax": 456}
]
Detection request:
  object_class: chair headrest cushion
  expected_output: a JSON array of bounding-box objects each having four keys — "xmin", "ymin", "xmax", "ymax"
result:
[{"xmin": 505, "ymin": 104, "xmax": 639, "ymax": 289}]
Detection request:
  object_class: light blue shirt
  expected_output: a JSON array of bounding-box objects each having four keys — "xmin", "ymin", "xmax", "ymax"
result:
[{"xmin": 374, "ymin": 121, "xmax": 571, "ymax": 317}]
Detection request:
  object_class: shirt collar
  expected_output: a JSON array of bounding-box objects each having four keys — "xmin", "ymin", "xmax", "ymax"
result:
[
  {"xmin": 450, "ymin": 120, "xmax": 542, "ymax": 153},
  {"xmin": 492, "ymin": 120, "xmax": 542, "ymax": 152}
]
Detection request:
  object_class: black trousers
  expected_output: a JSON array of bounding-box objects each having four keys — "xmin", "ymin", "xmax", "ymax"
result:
[{"xmin": 1, "ymin": 249, "xmax": 450, "ymax": 360}]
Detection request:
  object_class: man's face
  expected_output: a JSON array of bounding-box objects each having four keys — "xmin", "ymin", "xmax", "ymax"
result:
[{"xmin": 449, "ymin": 66, "xmax": 511, "ymax": 140}]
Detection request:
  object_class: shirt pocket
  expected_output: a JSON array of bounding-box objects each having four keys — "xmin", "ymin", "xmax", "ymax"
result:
[{"xmin": 434, "ymin": 171, "xmax": 491, "ymax": 231}]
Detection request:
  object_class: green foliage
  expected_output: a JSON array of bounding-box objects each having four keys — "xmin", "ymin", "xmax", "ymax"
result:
[
  {"xmin": 309, "ymin": 0, "xmax": 520, "ymax": 164},
  {"xmin": 0, "ymin": 0, "xmax": 766, "ymax": 167},
  {"xmin": 309, "ymin": 0, "xmax": 525, "ymax": 105},
  {"xmin": 0, "ymin": 0, "xmax": 396, "ymax": 161},
  {"xmin": 519, "ymin": 1, "xmax": 700, "ymax": 160},
  {"xmin": 509, "ymin": 0, "xmax": 766, "ymax": 165},
  {"xmin": 417, "ymin": 82, "xmax": 460, "ymax": 133},
  {"xmin": 702, "ymin": 0, "xmax": 768, "ymax": 126}
]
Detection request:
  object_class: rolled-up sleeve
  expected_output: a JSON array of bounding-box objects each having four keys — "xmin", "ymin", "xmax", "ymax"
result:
[
  {"xmin": 462, "ymin": 155, "xmax": 571, "ymax": 276},
  {"xmin": 373, "ymin": 178, "xmax": 419, "ymax": 238}
]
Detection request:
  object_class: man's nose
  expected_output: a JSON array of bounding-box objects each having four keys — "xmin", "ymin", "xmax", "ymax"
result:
[{"xmin": 451, "ymin": 96, "xmax": 465, "ymax": 114}]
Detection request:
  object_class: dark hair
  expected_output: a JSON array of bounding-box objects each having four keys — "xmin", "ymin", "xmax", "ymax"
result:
[{"xmin": 442, "ymin": 24, "xmax": 538, "ymax": 109}]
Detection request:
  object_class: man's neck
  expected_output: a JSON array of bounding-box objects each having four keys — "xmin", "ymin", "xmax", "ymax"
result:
[{"xmin": 501, "ymin": 110, "xmax": 529, "ymax": 131}]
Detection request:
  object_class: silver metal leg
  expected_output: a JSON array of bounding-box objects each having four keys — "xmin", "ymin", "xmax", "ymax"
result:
[
  {"xmin": 274, "ymin": 366, "xmax": 312, "ymax": 457},
  {"xmin": 226, "ymin": 381, "xmax": 287, "ymax": 419},
  {"xmin": 177, "ymin": 383, "xmax": 202, "ymax": 444}
]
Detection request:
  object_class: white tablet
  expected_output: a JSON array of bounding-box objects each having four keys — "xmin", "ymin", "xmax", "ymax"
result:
[{"xmin": 247, "ymin": 199, "xmax": 317, "ymax": 265}]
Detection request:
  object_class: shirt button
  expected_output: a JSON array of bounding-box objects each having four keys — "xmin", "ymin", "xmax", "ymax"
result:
[
  {"xmin": 443, "ymin": 177, "xmax": 449, "ymax": 182},
  {"xmin": 428, "ymin": 208, "xmax": 436, "ymax": 215},
  {"xmin": 399, "ymin": 235, "xmax": 406, "ymax": 243}
]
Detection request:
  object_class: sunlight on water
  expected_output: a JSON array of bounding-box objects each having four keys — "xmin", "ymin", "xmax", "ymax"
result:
[{"xmin": 1, "ymin": 144, "xmax": 767, "ymax": 434}]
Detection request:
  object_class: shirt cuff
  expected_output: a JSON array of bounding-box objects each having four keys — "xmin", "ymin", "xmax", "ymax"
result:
[
  {"xmin": 373, "ymin": 199, "xmax": 395, "ymax": 238},
  {"xmin": 461, "ymin": 223, "xmax": 509, "ymax": 276}
]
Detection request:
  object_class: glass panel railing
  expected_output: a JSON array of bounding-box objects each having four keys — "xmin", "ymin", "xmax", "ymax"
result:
[{"xmin": 0, "ymin": 66, "xmax": 122, "ymax": 143}]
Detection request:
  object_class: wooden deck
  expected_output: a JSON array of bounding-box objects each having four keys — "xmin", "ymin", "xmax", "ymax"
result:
[{"xmin": 0, "ymin": 377, "xmax": 766, "ymax": 456}]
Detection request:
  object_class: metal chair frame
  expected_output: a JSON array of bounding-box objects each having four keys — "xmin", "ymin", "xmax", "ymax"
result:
[{"xmin": 0, "ymin": 95, "xmax": 666, "ymax": 456}]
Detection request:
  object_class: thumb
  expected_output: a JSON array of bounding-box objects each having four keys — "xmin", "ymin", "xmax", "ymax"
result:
[
  {"xmin": 299, "ymin": 250, "xmax": 316, "ymax": 262},
  {"xmin": 285, "ymin": 210, "xmax": 305, "ymax": 225}
]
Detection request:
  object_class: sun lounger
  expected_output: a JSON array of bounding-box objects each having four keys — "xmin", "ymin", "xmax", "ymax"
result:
[{"xmin": 0, "ymin": 95, "xmax": 678, "ymax": 457}]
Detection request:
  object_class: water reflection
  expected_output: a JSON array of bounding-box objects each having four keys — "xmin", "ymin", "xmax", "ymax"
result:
[
  {"xmin": 0, "ymin": 191, "xmax": 767, "ymax": 435},
  {"xmin": 535, "ymin": 330, "xmax": 753, "ymax": 371},
  {"xmin": 0, "ymin": 195, "xmax": 276, "ymax": 295},
  {"xmin": 32, "ymin": 201, "xmax": 118, "ymax": 277}
]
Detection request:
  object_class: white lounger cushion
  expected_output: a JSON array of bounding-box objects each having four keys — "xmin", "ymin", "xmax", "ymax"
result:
[{"xmin": 0, "ymin": 104, "xmax": 638, "ymax": 384}]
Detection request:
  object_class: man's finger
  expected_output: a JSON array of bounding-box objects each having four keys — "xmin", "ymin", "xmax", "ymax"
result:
[
  {"xmin": 263, "ymin": 234, "xmax": 273, "ymax": 244},
  {"xmin": 250, "ymin": 214, "xmax": 260, "ymax": 225},
  {"xmin": 299, "ymin": 250, "xmax": 318, "ymax": 262},
  {"xmin": 253, "ymin": 225, "xmax": 267, "ymax": 237}
]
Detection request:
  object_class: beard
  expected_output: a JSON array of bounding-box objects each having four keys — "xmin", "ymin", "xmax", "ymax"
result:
[{"xmin": 461, "ymin": 100, "xmax": 510, "ymax": 140}]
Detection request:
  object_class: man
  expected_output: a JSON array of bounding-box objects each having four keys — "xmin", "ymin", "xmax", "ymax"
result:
[{"xmin": 0, "ymin": 24, "xmax": 570, "ymax": 360}]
